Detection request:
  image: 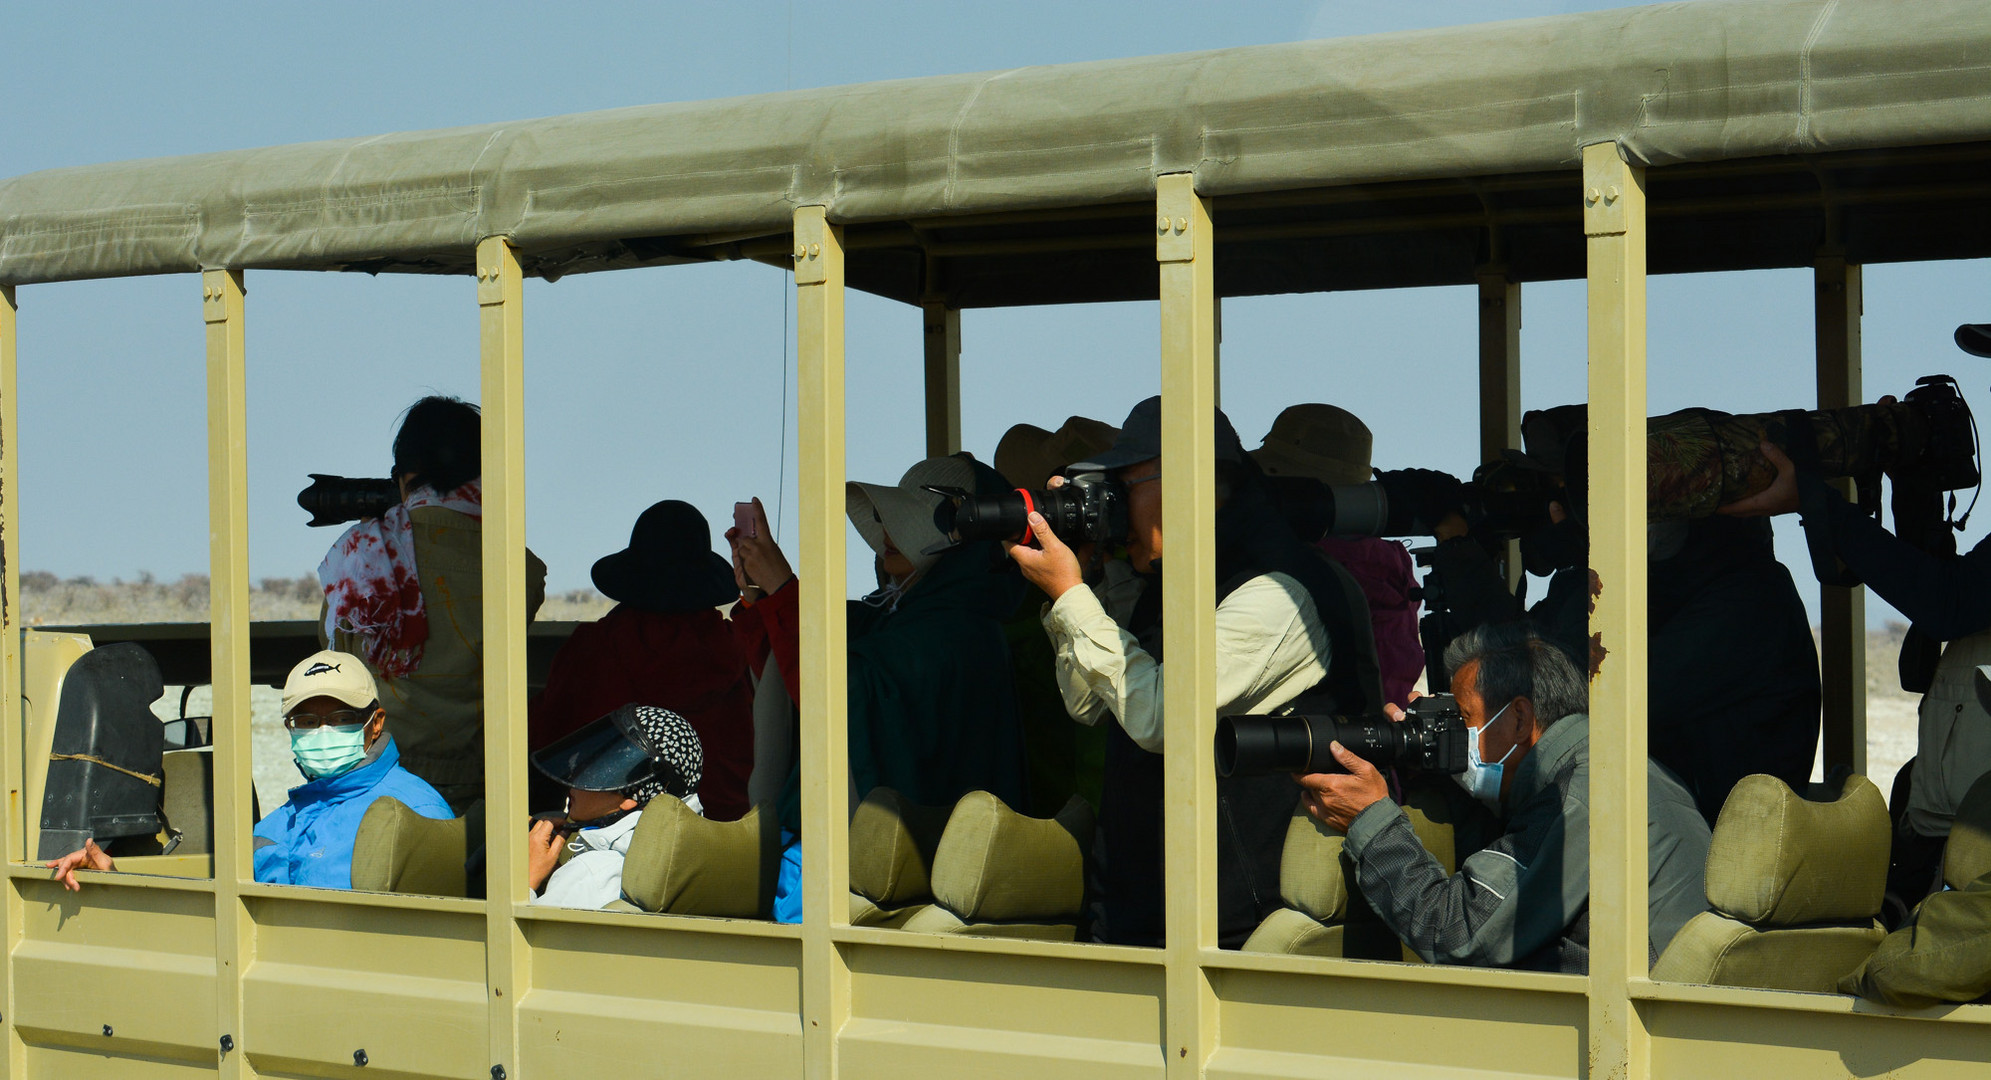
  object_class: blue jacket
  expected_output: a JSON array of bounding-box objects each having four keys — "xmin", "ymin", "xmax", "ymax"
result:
[{"xmin": 253, "ymin": 736, "xmax": 452, "ymax": 889}]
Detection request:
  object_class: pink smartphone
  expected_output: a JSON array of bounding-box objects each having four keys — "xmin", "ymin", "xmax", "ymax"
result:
[{"xmin": 734, "ymin": 501, "xmax": 757, "ymax": 538}]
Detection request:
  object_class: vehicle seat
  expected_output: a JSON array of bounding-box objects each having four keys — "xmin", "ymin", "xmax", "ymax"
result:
[
  {"xmin": 1837, "ymin": 771, "xmax": 1991, "ymax": 1006},
  {"xmin": 848, "ymin": 786, "xmax": 950, "ymax": 928},
  {"xmin": 1242, "ymin": 785, "xmax": 1464, "ymax": 961},
  {"xmin": 1940, "ymin": 770, "xmax": 1991, "ymax": 888},
  {"xmin": 1652, "ymin": 774, "xmax": 1889, "ymax": 992},
  {"xmin": 619, "ymin": 798, "xmax": 782, "ymax": 917},
  {"xmin": 350, "ymin": 797, "xmax": 484, "ymax": 897},
  {"xmin": 898, "ymin": 791, "xmax": 1092, "ymax": 941}
]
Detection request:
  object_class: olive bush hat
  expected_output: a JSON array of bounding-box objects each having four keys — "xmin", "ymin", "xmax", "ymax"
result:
[
  {"xmin": 591, "ymin": 500, "xmax": 739, "ymax": 613},
  {"xmin": 1251, "ymin": 403, "xmax": 1374, "ymax": 486},
  {"xmin": 993, "ymin": 416, "xmax": 1121, "ymax": 491}
]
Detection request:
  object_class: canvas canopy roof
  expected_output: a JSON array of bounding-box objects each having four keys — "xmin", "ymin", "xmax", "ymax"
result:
[{"xmin": 3, "ymin": 0, "xmax": 1989, "ymax": 305}]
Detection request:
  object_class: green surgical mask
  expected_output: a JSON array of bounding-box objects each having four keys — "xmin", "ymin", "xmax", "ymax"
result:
[{"xmin": 291, "ymin": 724, "xmax": 370, "ymax": 780}]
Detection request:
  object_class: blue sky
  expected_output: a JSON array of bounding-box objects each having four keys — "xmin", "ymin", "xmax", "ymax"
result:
[{"xmin": 2, "ymin": 0, "xmax": 1986, "ymax": 627}]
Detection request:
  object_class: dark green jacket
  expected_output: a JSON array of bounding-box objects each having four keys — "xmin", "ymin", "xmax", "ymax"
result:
[{"xmin": 781, "ymin": 542, "xmax": 1026, "ymax": 830}]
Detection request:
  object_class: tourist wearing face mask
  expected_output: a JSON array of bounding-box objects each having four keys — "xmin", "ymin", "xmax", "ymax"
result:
[
  {"xmin": 49, "ymin": 649, "xmax": 453, "ymax": 892},
  {"xmin": 1295, "ymin": 622, "xmax": 1711, "ymax": 972}
]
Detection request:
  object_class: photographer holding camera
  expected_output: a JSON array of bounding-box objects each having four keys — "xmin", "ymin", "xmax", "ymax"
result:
[
  {"xmin": 1723, "ymin": 326, "xmax": 1991, "ymax": 899},
  {"xmin": 1007, "ymin": 395, "xmax": 1380, "ymax": 948},
  {"xmin": 1299, "ymin": 622, "xmax": 1710, "ymax": 972},
  {"xmin": 316, "ymin": 395, "xmax": 547, "ymax": 812}
]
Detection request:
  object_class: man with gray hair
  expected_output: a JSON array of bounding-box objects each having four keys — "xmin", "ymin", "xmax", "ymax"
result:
[{"xmin": 1298, "ymin": 621, "xmax": 1711, "ymax": 972}]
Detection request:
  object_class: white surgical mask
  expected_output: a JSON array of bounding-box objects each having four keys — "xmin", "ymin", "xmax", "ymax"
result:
[
  {"xmin": 291, "ymin": 724, "xmax": 370, "ymax": 780},
  {"xmin": 1454, "ymin": 699, "xmax": 1517, "ymax": 810}
]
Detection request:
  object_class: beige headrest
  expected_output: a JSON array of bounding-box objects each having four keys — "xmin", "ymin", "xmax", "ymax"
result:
[
  {"xmin": 621, "ymin": 799, "xmax": 781, "ymax": 917},
  {"xmin": 1944, "ymin": 771, "xmax": 1991, "ymax": 891},
  {"xmin": 350, "ymin": 796, "xmax": 474, "ymax": 897},
  {"xmin": 930, "ymin": 792, "xmax": 1092, "ymax": 923},
  {"xmin": 849, "ymin": 787, "xmax": 953, "ymax": 906},
  {"xmin": 1277, "ymin": 807, "xmax": 1348, "ymax": 922},
  {"xmin": 1704, "ymin": 774, "xmax": 1889, "ymax": 925}
]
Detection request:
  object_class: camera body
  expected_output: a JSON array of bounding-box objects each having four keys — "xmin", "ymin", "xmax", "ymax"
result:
[
  {"xmin": 1215, "ymin": 693, "xmax": 1467, "ymax": 778},
  {"xmin": 933, "ymin": 471, "xmax": 1131, "ymax": 547},
  {"xmin": 297, "ymin": 474, "xmax": 400, "ymax": 527}
]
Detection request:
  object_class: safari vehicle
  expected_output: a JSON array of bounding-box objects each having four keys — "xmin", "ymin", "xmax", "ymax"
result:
[{"xmin": 3, "ymin": 1, "xmax": 1990, "ymax": 1076}]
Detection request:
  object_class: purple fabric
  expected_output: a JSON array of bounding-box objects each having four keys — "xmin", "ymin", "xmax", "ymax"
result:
[{"xmin": 1316, "ymin": 536, "xmax": 1424, "ymax": 707}]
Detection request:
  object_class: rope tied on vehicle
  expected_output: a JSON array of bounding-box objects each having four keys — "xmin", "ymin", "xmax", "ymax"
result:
[{"xmin": 48, "ymin": 753, "xmax": 162, "ymax": 788}]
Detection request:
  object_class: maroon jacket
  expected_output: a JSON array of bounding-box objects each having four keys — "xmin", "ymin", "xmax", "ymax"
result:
[
  {"xmin": 532, "ymin": 605, "xmax": 755, "ymax": 821},
  {"xmin": 1315, "ymin": 536, "xmax": 1424, "ymax": 707}
]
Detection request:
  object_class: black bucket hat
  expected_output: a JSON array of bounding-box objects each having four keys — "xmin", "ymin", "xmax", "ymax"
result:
[
  {"xmin": 530, "ymin": 703, "xmax": 703, "ymax": 806},
  {"xmin": 591, "ymin": 500, "xmax": 739, "ymax": 613}
]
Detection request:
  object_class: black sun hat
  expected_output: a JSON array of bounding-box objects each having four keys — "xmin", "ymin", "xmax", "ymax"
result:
[
  {"xmin": 591, "ymin": 500, "xmax": 739, "ymax": 614},
  {"xmin": 1957, "ymin": 324, "xmax": 1991, "ymax": 359}
]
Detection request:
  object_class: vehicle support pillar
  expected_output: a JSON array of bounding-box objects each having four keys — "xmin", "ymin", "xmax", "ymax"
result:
[{"xmin": 1583, "ymin": 141, "xmax": 1652, "ymax": 1080}]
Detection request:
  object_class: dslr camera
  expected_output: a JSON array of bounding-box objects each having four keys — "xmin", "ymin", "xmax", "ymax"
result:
[
  {"xmin": 1215, "ymin": 693, "xmax": 1467, "ymax": 778},
  {"xmin": 927, "ymin": 471, "xmax": 1130, "ymax": 546}
]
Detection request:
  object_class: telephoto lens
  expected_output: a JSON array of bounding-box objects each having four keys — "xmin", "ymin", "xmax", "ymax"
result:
[
  {"xmin": 1214, "ymin": 694, "xmax": 1467, "ymax": 778},
  {"xmin": 931, "ymin": 473, "xmax": 1129, "ymax": 546},
  {"xmin": 296, "ymin": 474, "xmax": 401, "ymax": 527}
]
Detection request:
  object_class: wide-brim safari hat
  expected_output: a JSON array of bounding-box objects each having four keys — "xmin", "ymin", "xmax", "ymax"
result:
[
  {"xmin": 994, "ymin": 416, "xmax": 1121, "ymax": 491},
  {"xmin": 1251, "ymin": 403, "xmax": 1374, "ymax": 487},
  {"xmin": 846, "ymin": 455, "xmax": 979, "ymax": 576},
  {"xmin": 591, "ymin": 500, "xmax": 739, "ymax": 613}
]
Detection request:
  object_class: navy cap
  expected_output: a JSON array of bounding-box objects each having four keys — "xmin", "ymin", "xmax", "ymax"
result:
[{"xmin": 1069, "ymin": 396, "xmax": 1247, "ymax": 473}]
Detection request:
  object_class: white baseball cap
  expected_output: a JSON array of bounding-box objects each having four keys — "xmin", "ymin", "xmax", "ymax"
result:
[{"xmin": 281, "ymin": 649, "xmax": 380, "ymax": 716}]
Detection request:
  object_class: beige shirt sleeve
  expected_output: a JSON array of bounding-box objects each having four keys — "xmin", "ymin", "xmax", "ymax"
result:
[{"xmin": 1041, "ymin": 570, "xmax": 1331, "ymax": 753}]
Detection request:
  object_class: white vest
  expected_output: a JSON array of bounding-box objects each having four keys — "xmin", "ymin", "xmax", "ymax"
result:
[{"xmin": 1907, "ymin": 629, "xmax": 1991, "ymax": 837}]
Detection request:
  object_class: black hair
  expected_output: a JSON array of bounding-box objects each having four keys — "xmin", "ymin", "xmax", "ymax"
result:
[
  {"xmin": 392, "ymin": 396, "xmax": 481, "ymax": 497},
  {"xmin": 1442, "ymin": 621, "xmax": 1588, "ymax": 730}
]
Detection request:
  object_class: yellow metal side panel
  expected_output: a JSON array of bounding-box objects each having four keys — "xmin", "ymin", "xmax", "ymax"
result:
[
  {"xmin": 1207, "ymin": 966, "xmax": 1585, "ymax": 1079},
  {"xmin": 1816, "ymin": 258, "xmax": 1867, "ymax": 774},
  {"xmin": 1156, "ymin": 172, "xmax": 1218, "ymax": 1080},
  {"xmin": 1647, "ymin": 1000, "xmax": 1991, "ymax": 1078},
  {"xmin": 23, "ymin": 1047, "xmax": 216, "ymax": 1079},
  {"xmin": 242, "ymin": 893, "xmax": 486, "ymax": 1077},
  {"xmin": 11, "ymin": 878, "xmax": 217, "ymax": 1065},
  {"xmin": 839, "ymin": 944, "xmax": 1165, "ymax": 1079},
  {"xmin": 794, "ymin": 206, "xmax": 852, "ymax": 1080},
  {"xmin": 1582, "ymin": 142, "xmax": 1650, "ymax": 1080},
  {"xmin": 478, "ymin": 236, "xmax": 529, "ymax": 1080},
  {"xmin": 921, "ymin": 303, "xmax": 962, "ymax": 458},
  {"xmin": 517, "ymin": 920, "xmax": 804, "ymax": 1078},
  {"xmin": 202, "ymin": 268, "xmax": 250, "ymax": 1080}
]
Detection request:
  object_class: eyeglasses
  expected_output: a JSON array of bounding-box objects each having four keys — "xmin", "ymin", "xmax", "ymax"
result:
[{"xmin": 283, "ymin": 708, "xmax": 376, "ymax": 731}]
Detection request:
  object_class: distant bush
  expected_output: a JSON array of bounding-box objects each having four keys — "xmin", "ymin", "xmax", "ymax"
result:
[{"xmin": 20, "ymin": 571, "xmax": 613, "ymax": 625}]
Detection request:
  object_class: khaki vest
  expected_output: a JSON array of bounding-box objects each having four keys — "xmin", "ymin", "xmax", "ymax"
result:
[
  {"xmin": 328, "ymin": 506, "xmax": 546, "ymax": 792},
  {"xmin": 1907, "ymin": 629, "xmax": 1991, "ymax": 837}
]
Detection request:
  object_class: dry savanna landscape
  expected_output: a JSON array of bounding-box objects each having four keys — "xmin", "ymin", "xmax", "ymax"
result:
[{"xmin": 21, "ymin": 572, "xmax": 1920, "ymax": 810}]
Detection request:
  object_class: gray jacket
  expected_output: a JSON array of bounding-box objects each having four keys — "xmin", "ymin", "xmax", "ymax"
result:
[{"xmin": 1343, "ymin": 713, "xmax": 1711, "ymax": 972}]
